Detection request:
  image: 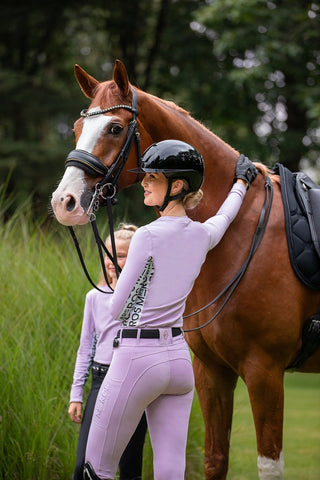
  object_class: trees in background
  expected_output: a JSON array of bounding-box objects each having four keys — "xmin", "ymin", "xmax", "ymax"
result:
[
  {"xmin": 194, "ymin": 0, "xmax": 320, "ymax": 171},
  {"xmin": 0, "ymin": 0, "xmax": 319, "ymax": 221}
]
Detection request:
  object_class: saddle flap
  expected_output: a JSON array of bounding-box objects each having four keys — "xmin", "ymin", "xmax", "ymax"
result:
[
  {"xmin": 296, "ymin": 171, "xmax": 320, "ymax": 257},
  {"xmin": 309, "ymin": 188, "xmax": 320, "ymax": 211},
  {"xmin": 274, "ymin": 163, "xmax": 320, "ymax": 290},
  {"xmin": 309, "ymin": 188, "xmax": 320, "ymax": 251}
]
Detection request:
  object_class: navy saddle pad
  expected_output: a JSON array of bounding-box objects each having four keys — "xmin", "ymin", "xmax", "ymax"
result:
[{"xmin": 274, "ymin": 163, "xmax": 320, "ymax": 290}]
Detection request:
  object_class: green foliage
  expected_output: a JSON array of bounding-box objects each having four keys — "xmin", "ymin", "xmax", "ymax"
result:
[
  {"xmin": 0, "ymin": 209, "xmax": 83, "ymax": 478},
  {"xmin": 0, "ymin": 1, "xmax": 319, "ymax": 218},
  {"xmin": 195, "ymin": 0, "xmax": 320, "ymax": 169}
]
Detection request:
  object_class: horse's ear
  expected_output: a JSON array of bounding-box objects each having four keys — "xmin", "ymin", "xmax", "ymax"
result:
[
  {"xmin": 74, "ymin": 64, "xmax": 99, "ymax": 99},
  {"xmin": 113, "ymin": 59, "xmax": 130, "ymax": 97}
]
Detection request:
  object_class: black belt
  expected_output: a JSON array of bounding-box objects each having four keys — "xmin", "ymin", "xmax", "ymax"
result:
[
  {"xmin": 120, "ymin": 327, "xmax": 182, "ymax": 338},
  {"xmin": 92, "ymin": 361, "xmax": 109, "ymax": 374},
  {"xmin": 113, "ymin": 327, "xmax": 182, "ymax": 347}
]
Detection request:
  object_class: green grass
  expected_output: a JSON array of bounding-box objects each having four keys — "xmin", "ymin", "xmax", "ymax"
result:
[
  {"xmin": 0, "ymin": 199, "xmax": 319, "ymax": 479},
  {"xmin": 225, "ymin": 374, "xmax": 320, "ymax": 480},
  {"xmin": 140, "ymin": 373, "xmax": 320, "ymax": 480}
]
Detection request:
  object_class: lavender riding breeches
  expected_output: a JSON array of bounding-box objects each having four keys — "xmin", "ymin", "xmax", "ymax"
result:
[{"xmin": 85, "ymin": 329, "xmax": 195, "ymax": 480}]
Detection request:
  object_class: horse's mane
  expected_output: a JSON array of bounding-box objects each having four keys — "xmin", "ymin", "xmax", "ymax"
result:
[
  {"xmin": 253, "ymin": 163, "xmax": 281, "ymax": 186},
  {"xmin": 254, "ymin": 162, "xmax": 273, "ymax": 178},
  {"xmin": 103, "ymin": 82, "xmax": 275, "ymax": 177},
  {"xmin": 145, "ymin": 91, "xmax": 191, "ymax": 116},
  {"xmin": 147, "ymin": 92, "xmax": 240, "ymax": 156},
  {"xmin": 99, "ymin": 81, "xmax": 128, "ymax": 104}
]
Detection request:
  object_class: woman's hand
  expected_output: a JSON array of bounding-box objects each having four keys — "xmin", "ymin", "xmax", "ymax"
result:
[
  {"xmin": 68, "ymin": 402, "xmax": 83, "ymax": 423},
  {"xmin": 234, "ymin": 155, "xmax": 258, "ymax": 188}
]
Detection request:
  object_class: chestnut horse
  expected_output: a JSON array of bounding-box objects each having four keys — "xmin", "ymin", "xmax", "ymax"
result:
[{"xmin": 51, "ymin": 60, "xmax": 320, "ymax": 480}]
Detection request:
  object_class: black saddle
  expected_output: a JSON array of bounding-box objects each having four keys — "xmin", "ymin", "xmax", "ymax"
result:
[
  {"xmin": 274, "ymin": 163, "xmax": 320, "ymax": 369},
  {"xmin": 274, "ymin": 163, "xmax": 320, "ymax": 290}
]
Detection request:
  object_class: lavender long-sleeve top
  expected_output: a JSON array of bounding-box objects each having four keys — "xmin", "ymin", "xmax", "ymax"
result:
[
  {"xmin": 70, "ymin": 285, "xmax": 118, "ymax": 403},
  {"xmin": 111, "ymin": 183, "xmax": 246, "ymax": 329}
]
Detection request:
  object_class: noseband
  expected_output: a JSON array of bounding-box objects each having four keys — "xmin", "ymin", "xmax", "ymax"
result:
[{"xmin": 65, "ymin": 87, "xmax": 142, "ymax": 293}]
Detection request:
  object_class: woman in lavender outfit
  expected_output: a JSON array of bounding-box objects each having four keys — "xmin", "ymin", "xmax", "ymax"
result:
[{"xmin": 84, "ymin": 140, "xmax": 257, "ymax": 480}]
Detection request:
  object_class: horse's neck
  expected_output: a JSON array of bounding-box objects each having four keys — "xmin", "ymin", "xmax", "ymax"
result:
[{"xmin": 139, "ymin": 91, "xmax": 239, "ymax": 216}]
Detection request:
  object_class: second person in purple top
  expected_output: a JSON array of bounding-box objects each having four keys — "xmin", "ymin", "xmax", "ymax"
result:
[
  {"xmin": 84, "ymin": 139, "xmax": 258, "ymax": 480},
  {"xmin": 68, "ymin": 224, "xmax": 147, "ymax": 480}
]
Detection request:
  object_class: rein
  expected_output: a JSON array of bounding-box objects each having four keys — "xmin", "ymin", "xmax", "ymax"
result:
[
  {"xmin": 65, "ymin": 86, "xmax": 273, "ymax": 327},
  {"xmin": 66, "ymin": 87, "xmax": 142, "ymax": 292},
  {"xmin": 183, "ymin": 175, "xmax": 273, "ymax": 332}
]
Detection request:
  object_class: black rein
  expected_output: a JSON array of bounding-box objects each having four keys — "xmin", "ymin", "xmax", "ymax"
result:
[
  {"xmin": 183, "ymin": 175, "xmax": 273, "ymax": 332},
  {"xmin": 65, "ymin": 87, "xmax": 142, "ymax": 293},
  {"xmin": 64, "ymin": 85, "xmax": 273, "ymax": 332}
]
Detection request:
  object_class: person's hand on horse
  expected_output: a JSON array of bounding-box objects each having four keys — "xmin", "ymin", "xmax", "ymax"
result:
[{"xmin": 234, "ymin": 155, "xmax": 258, "ymax": 189}]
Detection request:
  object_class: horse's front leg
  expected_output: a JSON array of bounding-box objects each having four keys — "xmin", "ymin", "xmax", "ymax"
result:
[
  {"xmin": 193, "ymin": 355, "xmax": 238, "ymax": 480},
  {"xmin": 244, "ymin": 362, "xmax": 285, "ymax": 480}
]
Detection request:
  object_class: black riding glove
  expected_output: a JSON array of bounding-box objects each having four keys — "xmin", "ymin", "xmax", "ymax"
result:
[{"xmin": 234, "ymin": 154, "xmax": 258, "ymax": 189}]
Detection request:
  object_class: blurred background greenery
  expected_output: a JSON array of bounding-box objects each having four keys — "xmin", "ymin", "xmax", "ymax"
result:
[
  {"xmin": 1, "ymin": 2, "xmax": 320, "ymax": 478},
  {"xmin": 0, "ymin": 0, "xmax": 319, "ymax": 225}
]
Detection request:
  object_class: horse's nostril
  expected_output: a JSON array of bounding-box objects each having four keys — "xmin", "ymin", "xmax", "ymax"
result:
[{"xmin": 66, "ymin": 196, "xmax": 76, "ymax": 212}]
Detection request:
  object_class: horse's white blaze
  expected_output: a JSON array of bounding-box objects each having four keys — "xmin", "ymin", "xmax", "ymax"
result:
[
  {"xmin": 51, "ymin": 166, "xmax": 88, "ymax": 225},
  {"xmin": 257, "ymin": 452, "xmax": 284, "ymax": 480},
  {"xmin": 76, "ymin": 107, "xmax": 113, "ymax": 153},
  {"xmin": 51, "ymin": 108, "xmax": 114, "ymax": 225},
  {"xmin": 52, "ymin": 166, "xmax": 85, "ymax": 199}
]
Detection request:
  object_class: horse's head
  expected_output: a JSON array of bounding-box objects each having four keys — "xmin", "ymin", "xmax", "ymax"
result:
[
  {"xmin": 51, "ymin": 60, "xmax": 150, "ymax": 226},
  {"xmin": 51, "ymin": 59, "xmax": 242, "ymax": 226}
]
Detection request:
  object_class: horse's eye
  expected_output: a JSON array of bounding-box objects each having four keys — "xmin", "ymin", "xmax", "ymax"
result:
[{"xmin": 108, "ymin": 124, "xmax": 123, "ymax": 135}]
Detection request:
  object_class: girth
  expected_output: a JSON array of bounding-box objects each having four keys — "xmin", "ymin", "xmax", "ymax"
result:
[{"xmin": 274, "ymin": 163, "xmax": 320, "ymax": 290}]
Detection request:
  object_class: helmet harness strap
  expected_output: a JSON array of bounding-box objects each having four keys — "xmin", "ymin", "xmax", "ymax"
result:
[{"xmin": 157, "ymin": 177, "xmax": 191, "ymax": 212}]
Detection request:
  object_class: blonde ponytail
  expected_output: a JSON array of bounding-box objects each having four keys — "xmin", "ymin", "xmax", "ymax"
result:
[{"xmin": 182, "ymin": 189, "xmax": 203, "ymax": 209}]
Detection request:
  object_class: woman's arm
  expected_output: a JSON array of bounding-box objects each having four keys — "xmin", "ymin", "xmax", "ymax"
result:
[
  {"xmin": 69, "ymin": 292, "xmax": 96, "ymax": 404},
  {"xmin": 204, "ymin": 181, "xmax": 247, "ymax": 249}
]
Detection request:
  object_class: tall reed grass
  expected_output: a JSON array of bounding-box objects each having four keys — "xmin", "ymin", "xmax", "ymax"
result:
[
  {"xmin": 0, "ymin": 192, "xmax": 319, "ymax": 479},
  {"xmin": 1, "ymin": 198, "xmax": 87, "ymax": 479}
]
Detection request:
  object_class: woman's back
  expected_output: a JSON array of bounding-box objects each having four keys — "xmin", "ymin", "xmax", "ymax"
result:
[{"xmin": 111, "ymin": 215, "xmax": 211, "ymax": 328}]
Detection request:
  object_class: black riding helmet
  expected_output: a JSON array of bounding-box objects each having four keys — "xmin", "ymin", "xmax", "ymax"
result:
[{"xmin": 129, "ymin": 139, "xmax": 204, "ymax": 211}]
